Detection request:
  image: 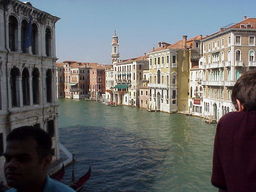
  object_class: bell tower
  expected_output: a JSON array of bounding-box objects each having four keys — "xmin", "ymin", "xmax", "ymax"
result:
[{"xmin": 111, "ymin": 31, "xmax": 120, "ymax": 64}]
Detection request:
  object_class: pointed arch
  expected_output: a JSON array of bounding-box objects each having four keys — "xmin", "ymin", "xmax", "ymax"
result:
[
  {"xmin": 45, "ymin": 27, "xmax": 52, "ymax": 57},
  {"xmin": 9, "ymin": 16, "xmax": 18, "ymax": 51},
  {"xmin": 32, "ymin": 68, "xmax": 40, "ymax": 104},
  {"xmin": 10, "ymin": 67, "xmax": 21, "ymax": 107},
  {"xmin": 22, "ymin": 68, "xmax": 30, "ymax": 105},
  {"xmin": 46, "ymin": 69, "xmax": 52, "ymax": 103}
]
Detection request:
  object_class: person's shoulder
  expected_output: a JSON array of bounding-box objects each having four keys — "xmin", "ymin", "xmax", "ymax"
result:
[
  {"xmin": 45, "ymin": 177, "xmax": 76, "ymax": 192},
  {"xmin": 219, "ymin": 111, "xmax": 242, "ymax": 123}
]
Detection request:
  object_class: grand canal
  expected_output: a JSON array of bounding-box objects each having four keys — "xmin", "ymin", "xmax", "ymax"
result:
[{"xmin": 58, "ymin": 99, "xmax": 216, "ymax": 192}]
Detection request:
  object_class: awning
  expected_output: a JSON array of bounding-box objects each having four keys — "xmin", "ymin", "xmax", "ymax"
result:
[{"xmin": 114, "ymin": 84, "xmax": 129, "ymax": 89}]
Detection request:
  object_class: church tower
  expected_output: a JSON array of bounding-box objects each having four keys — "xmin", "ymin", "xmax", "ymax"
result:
[{"xmin": 111, "ymin": 31, "xmax": 120, "ymax": 64}]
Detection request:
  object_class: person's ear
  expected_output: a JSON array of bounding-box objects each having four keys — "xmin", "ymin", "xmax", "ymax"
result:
[{"xmin": 236, "ymin": 99, "xmax": 244, "ymax": 112}]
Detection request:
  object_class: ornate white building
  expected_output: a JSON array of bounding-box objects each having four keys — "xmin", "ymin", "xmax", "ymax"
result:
[
  {"xmin": 201, "ymin": 17, "xmax": 256, "ymax": 121},
  {"xmin": 0, "ymin": 0, "xmax": 59, "ymax": 181}
]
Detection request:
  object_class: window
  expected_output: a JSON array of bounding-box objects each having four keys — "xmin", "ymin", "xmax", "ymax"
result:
[
  {"xmin": 46, "ymin": 69, "xmax": 52, "ymax": 103},
  {"xmin": 45, "ymin": 28, "xmax": 52, "ymax": 56},
  {"xmin": 249, "ymin": 50, "xmax": 255, "ymax": 62},
  {"xmin": 157, "ymin": 70, "xmax": 161, "ymax": 84},
  {"xmin": 158, "ymin": 57, "xmax": 160, "ymax": 64},
  {"xmin": 9, "ymin": 16, "xmax": 18, "ymax": 51},
  {"xmin": 167, "ymin": 56, "xmax": 169, "ymax": 63},
  {"xmin": 172, "ymin": 55, "xmax": 176, "ymax": 63},
  {"xmin": 172, "ymin": 90, "xmax": 176, "ymax": 99},
  {"xmin": 235, "ymin": 36, "xmax": 241, "ymax": 45},
  {"xmin": 141, "ymin": 91, "xmax": 143, "ymax": 95},
  {"xmin": 235, "ymin": 50, "xmax": 241, "ymax": 61},
  {"xmin": 228, "ymin": 37, "xmax": 231, "ymax": 45},
  {"xmin": 11, "ymin": 67, "xmax": 21, "ymax": 107},
  {"xmin": 162, "ymin": 57, "xmax": 164, "ymax": 64},
  {"xmin": 172, "ymin": 74, "xmax": 176, "ymax": 84},
  {"xmin": 22, "ymin": 68, "xmax": 30, "ymax": 106},
  {"xmin": 249, "ymin": 36, "xmax": 255, "ymax": 45}
]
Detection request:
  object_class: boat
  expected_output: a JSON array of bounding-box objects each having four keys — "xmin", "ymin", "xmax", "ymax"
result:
[
  {"xmin": 70, "ymin": 166, "xmax": 91, "ymax": 191},
  {"xmin": 50, "ymin": 164, "xmax": 65, "ymax": 181}
]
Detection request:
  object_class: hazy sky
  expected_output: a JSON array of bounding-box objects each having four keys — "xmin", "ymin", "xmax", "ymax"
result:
[{"xmin": 28, "ymin": 0, "xmax": 256, "ymax": 64}]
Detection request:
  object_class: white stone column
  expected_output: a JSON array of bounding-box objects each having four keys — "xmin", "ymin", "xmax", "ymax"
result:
[
  {"xmin": 17, "ymin": 21, "xmax": 22, "ymax": 52},
  {"xmin": 52, "ymin": 25, "xmax": 56, "ymax": 58},
  {"xmin": 41, "ymin": 25, "xmax": 46, "ymax": 57},
  {"xmin": 29, "ymin": 72, "xmax": 33, "ymax": 105},
  {"xmin": 18, "ymin": 76, "xmax": 23, "ymax": 107}
]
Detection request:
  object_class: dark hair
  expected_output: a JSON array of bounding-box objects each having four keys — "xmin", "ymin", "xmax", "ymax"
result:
[
  {"xmin": 7, "ymin": 126, "xmax": 52, "ymax": 158},
  {"xmin": 231, "ymin": 70, "xmax": 256, "ymax": 111}
]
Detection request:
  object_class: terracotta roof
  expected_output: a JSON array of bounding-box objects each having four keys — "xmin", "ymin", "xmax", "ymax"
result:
[
  {"xmin": 117, "ymin": 55, "xmax": 148, "ymax": 65},
  {"xmin": 227, "ymin": 18, "xmax": 256, "ymax": 29},
  {"xmin": 56, "ymin": 62, "xmax": 64, "ymax": 67},
  {"xmin": 204, "ymin": 18, "xmax": 256, "ymax": 40}
]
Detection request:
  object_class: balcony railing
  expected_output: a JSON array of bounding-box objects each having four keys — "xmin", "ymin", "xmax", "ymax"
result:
[
  {"xmin": 248, "ymin": 61, "xmax": 256, "ymax": 67},
  {"xmin": 234, "ymin": 61, "xmax": 244, "ymax": 67},
  {"xmin": 172, "ymin": 63, "xmax": 177, "ymax": 68},
  {"xmin": 225, "ymin": 81, "xmax": 236, "ymax": 87},
  {"xmin": 225, "ymin": 61, "xmax": 231, "ymax": 67},
  {"xmin": 202, "ymin": 81, "xmax": 224, "ymax": 86}
]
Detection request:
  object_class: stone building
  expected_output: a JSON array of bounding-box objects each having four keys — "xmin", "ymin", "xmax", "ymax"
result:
[
  {"xmin": 111, "ymin": 56, "xmax": 149, "ymax": 106},
  {"xmin": 148, "ymin": 35, "xmax": 202, "ymax": 113},
  {"xmin": 0, "ymin": 0, "xmax": 59, "ymax": 181},
  {"xmin": 139, "ymin": 69, "xmax": 150, "ymax": 109},
  {"xmin": 56, "ymin": 61, "xmax": 108, "ymax": 100},
  {"xmin": 201, "ymin": 17, "xmax": 256, "ymax": 121}
]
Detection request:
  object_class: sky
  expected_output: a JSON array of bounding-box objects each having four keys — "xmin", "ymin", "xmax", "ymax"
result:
[{"xmin": 28, "ymin": 0, "xmax": 256, "ymax": 64}]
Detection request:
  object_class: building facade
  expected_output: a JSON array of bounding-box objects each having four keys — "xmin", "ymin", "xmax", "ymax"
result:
[
  {"xmin": 110, "ymin": 56, "xmax": 149, "ymax": 106},
  {"xmin": 148, "ymin": 36, "xmax": 202, "ymax": 113},
  {"xmin": 201, "ymin": 17, "xmax": 256, "ymax": 121},
  {"xmin": 0, "ymin": 0, "xmax": 59, "ymax": 181}
]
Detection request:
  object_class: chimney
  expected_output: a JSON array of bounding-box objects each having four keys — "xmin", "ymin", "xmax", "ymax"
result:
[
  {"xmin": 244, "ymin": 16, "xmax": 248, "ymax": 20},
  {"xmin": 158, "ymin": 42, "xmax": 162, "ymax": 47},
  {"xmin": 182, "ymin": 35, "xmax": 187, "ymax": 48}
]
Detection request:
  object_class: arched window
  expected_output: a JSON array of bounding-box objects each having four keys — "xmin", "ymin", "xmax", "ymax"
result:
[
  {"xmin": 235, "ymin": 50, "xmax": 241, "ymax": 61},
  {"xmin": 172, "ymin": 73, "xmax": 176, "ymax": 84},
  {"xmin": 9, "ymin": 16, "xmax": 18, "ymax": 51},
  {"xmin": 32, "ymin": 68, "xmax": 40, "ymax": 104},
  {"xmin": 10, "ymin": 67, "xmax": 21, "ymax": 107},
  {"xmin": 32, "ymin": 24, "xmax": 38, "ymax": 55},
  {"xmin": 157, "ymin": 70, "xmax": 160, "ymax": 84},
  {"xmin": 21, "ymin": 20, "xmax": 29, "ymax": 53},
  {"xmin": 22, "ymin": 68, "xmax": 30, "ymax": 105},
  {"xmin": 45, "ymin": 28, "xmax": 52, "ymax": 57},
  {"xmin": 249, "ymin": 50, "xmax": 255, "ymax": 62},
  {"xmin": 46, "ymin": 69, "xmax": 52, "ymax": 103}
]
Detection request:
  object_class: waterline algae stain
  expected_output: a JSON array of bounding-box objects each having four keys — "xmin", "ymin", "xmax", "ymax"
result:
[{"xmin": 58, "ymin": 99, "xmax": 216, "ymax": 192}]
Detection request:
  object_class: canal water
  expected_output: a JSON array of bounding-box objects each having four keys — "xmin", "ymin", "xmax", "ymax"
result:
[{"xmin": 58, "ymin": 99, "xmax": 217, "ymax": 192}]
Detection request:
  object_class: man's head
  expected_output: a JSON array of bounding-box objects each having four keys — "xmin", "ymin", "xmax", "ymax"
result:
[
  {"xmin": 4, "ymin": 126, "xmax": 52, "ymax": 189},
  {"xmin": 231, "ymin": 70, "xmax": 256, "ymax": 111}
]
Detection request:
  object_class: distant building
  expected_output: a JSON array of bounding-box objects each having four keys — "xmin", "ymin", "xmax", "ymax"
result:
[
  {"xmin": 104, "ymin": 66, "xmax": 114, "ymax": 103},
  {"xmin": 111, "ymin": 56, "xmax": 149, "ymax": 106},
  {"xmin": 139, "ymin": 70, "xmax": 150, "ymax": 109},
  {"xmin": 0, "ymin": 0, "xmax": 59, "ymax": 181},
  {"xmin": 56, "ymin": 61, "xmax": 109, "ymax": 100},
  {"xmin": 201, "ymin": 17, "xmax": 256, "ymax": 121}
]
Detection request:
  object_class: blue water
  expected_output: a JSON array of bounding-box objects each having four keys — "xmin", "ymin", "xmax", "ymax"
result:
[{"xmin": 58, "ymin": 99, "xmax": 216, "ymax": 192}]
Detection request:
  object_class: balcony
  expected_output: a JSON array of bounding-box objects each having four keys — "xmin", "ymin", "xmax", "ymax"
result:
[
  {"xmin": 202, "ymin": 81, "xmax": 224, "ymax": 86},
  {"xmin": 148, "ymin": 83, "xmax": 168, "ymax": 89},
  {"xmin": 172, "ymin": 63, "xmax": 177, "ymax": 68},
  {"xmin": 225, "ymin": 61, "xmax": 231, "ymax": 67},
  {"xmin": 248, "ymin": 61, "xmax": 256, "ymax": 67},
  {"xmin": 234, "ymin": 61, "xmax": 244, "ymax": 67},
  {"xmin": 225, "ymin": 81, "xmax": 236, "ymax": 87}
]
